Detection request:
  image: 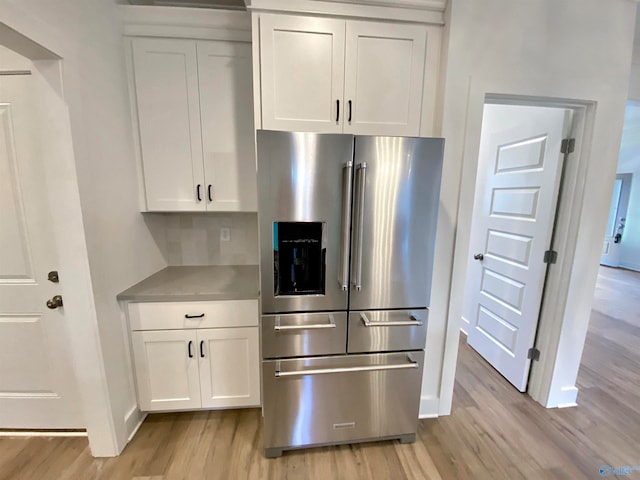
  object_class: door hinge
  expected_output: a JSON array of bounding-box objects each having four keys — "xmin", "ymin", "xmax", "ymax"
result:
[
  {"xmin": 528, "ymin": 347, "xmax": 540, "ymax": 361},
  {"xmin": 561, "ymin": 138, "xmax": 575, "ymax": 154},
  {"xmin": 543, "ymin": 250, "xmax": 558, "ymax": 264}
]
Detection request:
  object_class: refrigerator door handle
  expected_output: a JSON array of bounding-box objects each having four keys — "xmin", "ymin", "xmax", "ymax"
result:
[
  {"xmin": 274, "ymin": 354, "xmax": 418, "ymax": 377},
  {"xmin": 352, "ymin": 163, "xmax": 367, "ymax": 291},
  {"xmin": 339, "ymin": 161, "xmax": 353, "ymax": 291},
  {"xmin": 360, "ymin": 312, "xmax": 423, "ymax": 327},
  {"xmin": 274, "ymin": 314, "xmax": 337, "ymax": 331}
]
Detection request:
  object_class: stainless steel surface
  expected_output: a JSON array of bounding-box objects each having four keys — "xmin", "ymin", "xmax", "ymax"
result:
[
  {"xmin": 262, "ymin": 312, "xmax": 347, "ymax": 359},
  {"xmin": 274, "ymin": 314, "xmax": 336, "ymax": 331},
  {"xmin": 360, "ymin": 312, "xmax": 422, "ymax": 327},
  {"xmin": 257, "ymin": 130, "xmax": 353, "ymax": 313},
  {"xmin": 46, "ymin": 295, "xmax": 64, "ymax": 309},
  {"xmin": 262, "ymin": 351, "xmax": 424, "ymax": 452},
  {"xmin": 339, "ymin": 161, "xmax": 354, "ymax": 291},
  {"xmin": 351, "ymin": 163, "xmax": 367, "ymax": 292},
  {"xmin": 349, "ymin": 136, "xmax": 444, "ymax": 310},
  {"xmin": 474, "ymin": 253, "xmax": 484, "ymax": 261},
  {"xmin": 274, "ymin": 353, "xmax": 418, "ymax": 376},
  {"xmin": 347, "ymin": 309, "xmax": 428, "ymax": 354}
]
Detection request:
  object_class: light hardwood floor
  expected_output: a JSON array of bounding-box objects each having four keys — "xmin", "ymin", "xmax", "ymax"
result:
[{"xmin": 2, "ymin": 266, "xmax": 639, "ymax": 479}]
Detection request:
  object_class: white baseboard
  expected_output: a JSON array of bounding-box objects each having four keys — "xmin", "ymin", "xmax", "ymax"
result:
[
  {"xmin": 125, "ymin": 405, "xmax": 146, "ymax": 443},
  {"xmin": 418, "ymin": 395, "xmax": 439, "ymax": 418},
  {"xmin": 619, "ymin": 262, "xmax": 640, "ymax": 273},
  {"xmin": 549, "ymin": 386, "xmax": 579, "ymax": 408},
  {"xmin": 460, "ymin": 315, "xmax": 470, "ymax": 335}
]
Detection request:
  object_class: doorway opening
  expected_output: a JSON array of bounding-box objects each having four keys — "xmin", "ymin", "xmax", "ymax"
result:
[{"xmin": 455, "ymin": 94, "xmax": 592, "ymax": 407}]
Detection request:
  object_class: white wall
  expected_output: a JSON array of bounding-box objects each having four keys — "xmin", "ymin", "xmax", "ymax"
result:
[
  {"xmin": 435, "ymin": 0, "xmax": 636, "ymax": 414},
  {"xmin": 0, "ymin": 0, "xmax": 166, "ymax": 455}
]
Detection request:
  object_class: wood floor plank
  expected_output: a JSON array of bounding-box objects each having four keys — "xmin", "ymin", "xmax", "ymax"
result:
[{"xmin": 1, "ymin": 266, "xmax": 638, "ymax": 479}]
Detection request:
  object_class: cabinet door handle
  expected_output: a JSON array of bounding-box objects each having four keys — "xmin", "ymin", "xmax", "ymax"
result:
[
  {"xmin": 200, "ymin": 340, "xmax": 205, "ymax": 358},
  {"xmin": 196, "ymin": 184, "xmax": 202, "ymax": 202},
  {"xmin": 348, "ymin": 100, "xmax": 352, "ymax": 123},
  {"xmin": 207, "ymin": 184, "xmax": 212, "ymax": 202},
  {"xmin": 188, "ymin": 341, "xmax": 194, "ymax": 358},
  {"xmin": 185, "ymin": 313, "xmax": 205, "ymax": 319},
  {"xmin": 336, "ymin": 99, "xmax": 340, "ymax": 123}
]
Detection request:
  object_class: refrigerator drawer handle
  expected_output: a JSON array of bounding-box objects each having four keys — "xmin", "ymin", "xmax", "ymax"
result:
[
  {"xmin": 273, "ymin": 314, "xmax": 336, "ymax": 332},
  {"xmin": 352, "ymin": 162, "xmax": 367, "ymax": 291},
  {"xmin": 338, "ymin": 161, "xmax": 353, "ymax": 291},
  {"xmin": 275, "ymin": 356, "xmax": 418, "ymax": 377},
  {"xmin": 360, "ymin": 312, "xmax": 423, "ymax": 327}
]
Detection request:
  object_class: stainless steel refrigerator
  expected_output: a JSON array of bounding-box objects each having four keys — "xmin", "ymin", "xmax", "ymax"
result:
[{"xmin": 257, "ymin": 131, "xmax": 443, "ymax": 458}]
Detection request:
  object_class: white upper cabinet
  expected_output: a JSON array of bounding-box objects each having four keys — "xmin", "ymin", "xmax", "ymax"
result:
[
  {"xmin": 129, "ymin": 37, "xmax": 257, "ymax": 212},
  {"xmin": 257, "ymin": 14, "xmax": 429, "ymax": 136},
  {"xmin": 132, "ymin": 38, "xmax": 205, "ymax": 211},
  {"xmin": 259, "ymin": 15, "xmax": 345, "ymax": 133},
  {"xmin": 343, "ymin": 21, "xmax": 426, "ymax": 136}
]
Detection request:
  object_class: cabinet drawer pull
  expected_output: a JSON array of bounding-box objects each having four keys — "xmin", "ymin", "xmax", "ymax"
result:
[
  {"xmin": 336, "ymin": 99, "xmax": 340, "ymax": 123},
  {"xmin": 185, "ymin": 313, "xmax": 205, "ymax": 319},
  {"xmin": 200, "ymin": 340, "xmax": 205, "ymax": 358},
  {"xmin": 188, "ymin": 340, "xmax": 194, "ymax": 358},
  {"xmin": 207, "ymin": 184, "xmax": 213, "ymax": 202},
  {"xmin": 348, "ymin": 99, "xmax": 352, "ymax": 123},
  {"xmin": 196, "ymin": 184, "xmax": 202, "ymax": 202}
]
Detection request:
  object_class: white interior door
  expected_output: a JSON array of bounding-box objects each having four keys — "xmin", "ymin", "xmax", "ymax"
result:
[
  {"xmin": 600, "ymin": 174, "xmax": 632, "ymax": 267},
  {"xmin": 0, "ymin": 74, "xmax": 82, "ymax": 428},
  {"xmin": 465, "ymin": 103, "xmax": 573, "ymax": 392}
]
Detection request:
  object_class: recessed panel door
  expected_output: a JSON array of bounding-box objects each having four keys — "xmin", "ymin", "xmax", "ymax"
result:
[
  {"xmin": 0, "ymin": 75, "xmax": 82, "ymax": 428},
  {"xmin": 600, "ymin": 174, "xmax": 631, "ymax": 267},
  {"xmin": 466, "ymin": 104, "xmax": 573, "ymax": 392}
]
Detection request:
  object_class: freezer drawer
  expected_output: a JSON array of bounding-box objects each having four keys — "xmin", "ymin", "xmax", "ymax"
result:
[
  {"xmin": 348, "ymin": 309, "xmax": 428, "ymax": 353},
  {"xmin": 262, "ymin": 351, "xmax": 424, "ymax": 455},
  {"xmin": 262, "ymin": 312, "xmax": 347, "ymax": 359}
]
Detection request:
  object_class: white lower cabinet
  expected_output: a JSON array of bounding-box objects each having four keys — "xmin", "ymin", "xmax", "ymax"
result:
[{"xmin": 129, "ymin": 300, "xmax": 260, "ymax": 412}]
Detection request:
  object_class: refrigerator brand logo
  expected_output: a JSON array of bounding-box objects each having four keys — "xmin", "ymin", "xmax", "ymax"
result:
[{"xmin": 599, "ymin": 465, "xmax": 640, "ymax": 476}]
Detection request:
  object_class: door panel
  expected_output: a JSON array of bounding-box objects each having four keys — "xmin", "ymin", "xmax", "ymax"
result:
[
  {"xmin": 132, "ymin": 38, "xmax": 205, "ymax": 211},
  {"xmin": 343, "ymin": 21, "xmax": 426, "ymax": 136},
  {"xmin": 257, "ymin": 131, "xmax": 353, "ymax": 313},
  {"xmin": 259, "ymin": 14, "xmax": 345, "ymax": 133},
  {"xmin": 0, "ymin": 75, "xmax": 82, "ymax": 428},
  {"xmin": 132, "ymin": 330, "xmax": 201, "ymax": 411},
  {"xmin": 600, "ymin": 174, "xmax": 632, "ymax": 267},
  {"xmin": 466, "ymin": 104, "xmax": 573, "ymax": 392},
  {"xmin": 198, "ymin": 327, "xmax": 260, "ymax": 408},
  {"xmin": 197, "ymin": 41, "xmax": 257, "ymax": 212},
  {"xmin": 349, "ymin": 136, "xmax": 444, "ymax": 311}
]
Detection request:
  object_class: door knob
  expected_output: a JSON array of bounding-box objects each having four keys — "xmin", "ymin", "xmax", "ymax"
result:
[
  {"xmin": 46, "ymin": 295, "xmax": 63, "ymax": 309},
  {"xmin": 473, "ymin": 253, "xmax": 484, "ymax": 261}
]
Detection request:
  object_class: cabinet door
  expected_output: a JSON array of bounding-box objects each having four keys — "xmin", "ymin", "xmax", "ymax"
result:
[
  {"xmin": 132, "ymin": 38, "xmax": 205, "ymax": 211},
  {"xmin": 197, "ymin": 41, "xmax": 257, "ymax": 212},
  {"xmin": 259, "ymin": 14, "xmax": 345, "ymax": 133},
  {"xmin": 343, "ymin": 21, "xmax": 426, "ymax": 136},
  {"xmin": 131, "ymin": 330, "xmax": 201, "ymax": 411},
  {"xmin": 198, "ymin": 327, "xmax": 260, "ymax": 408}
]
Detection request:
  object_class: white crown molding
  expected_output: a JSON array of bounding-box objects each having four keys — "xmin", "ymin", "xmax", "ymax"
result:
[
  {"xmin": 245, "ymin": 0, "xmax": 446, "ymax": 24},
  {"xmin": 120, "ymin": 5, "xmax": 252, "ymax": 41}
]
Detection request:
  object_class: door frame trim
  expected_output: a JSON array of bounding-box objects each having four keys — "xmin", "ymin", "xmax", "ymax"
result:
[
  {"xmin": 0, "ymin": 14, "xmax": 119, "ymax": 456},
  {"xmin": 439, "ymin": 81, "xmax": 597, "ymax": 411}
]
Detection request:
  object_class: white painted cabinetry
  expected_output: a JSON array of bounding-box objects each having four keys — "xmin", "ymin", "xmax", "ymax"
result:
[
  {"xmin": 258, "ymin": 14, "xmax": 430, "ymax": 136},
  {"xmin": 129, "ymin": 300, "xmax": 260, "ymax": 412},
  {"xmin": 129, "ymin": 37, "xmax": 257, "ymax": 212}
]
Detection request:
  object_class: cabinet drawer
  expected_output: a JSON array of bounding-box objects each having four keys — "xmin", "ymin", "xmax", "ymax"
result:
[
  {"xmin": 262, "ymin": 312, "xmax": 347, "ymax": 359},
  {"xmin": 347, "ymin": 309, "xmax": 428, "ymax": 353},
  {"xmin": 129, "ymin": 300, "xmax": 258, "ymax": 331}
]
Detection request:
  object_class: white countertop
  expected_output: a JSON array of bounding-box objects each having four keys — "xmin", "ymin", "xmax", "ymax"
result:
[{"xmin": 117, "ymin": 265, "xmax": 259, "ymax": 302}]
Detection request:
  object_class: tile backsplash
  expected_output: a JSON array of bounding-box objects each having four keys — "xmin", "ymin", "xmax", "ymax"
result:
[{"xmin": 149, "ymin": 213, "xmax": 259, "ymax": 266}]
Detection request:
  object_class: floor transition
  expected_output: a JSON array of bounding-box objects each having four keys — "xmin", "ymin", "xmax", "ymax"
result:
[{"xmin": 1, "ymin": 266, "xmax": 639, "ymax": 479}]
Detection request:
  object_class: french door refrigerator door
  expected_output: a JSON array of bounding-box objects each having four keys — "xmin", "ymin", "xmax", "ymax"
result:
[
  {"xmin": 349, "ymin": 136, "xmax": 444, "ymax": 311},
  {"xmin": 257, "ymin": 131, "xmax": 354, "ymax": 314}
]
